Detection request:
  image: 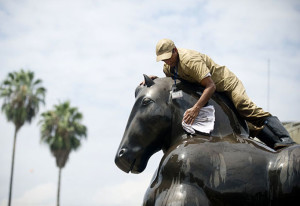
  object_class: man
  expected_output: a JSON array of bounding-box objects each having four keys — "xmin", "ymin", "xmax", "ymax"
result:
[{"xmin": 147, "ymin": 38, "xmax": 294, "ymax": 150}]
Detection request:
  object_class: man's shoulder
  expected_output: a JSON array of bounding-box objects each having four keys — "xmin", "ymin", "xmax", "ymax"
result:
[
  {"xmin": 178, "ymin": 48, "xmax": 205, "ymax": 66},
  {"xmin": 179, "ymin": 48, "xmax": 204, "ymax": 58}
]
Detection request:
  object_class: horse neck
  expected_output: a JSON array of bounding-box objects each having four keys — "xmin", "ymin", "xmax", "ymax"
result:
[{"xmin": 162, "ymin": 102, "xmax": 189, "ymax": 152}]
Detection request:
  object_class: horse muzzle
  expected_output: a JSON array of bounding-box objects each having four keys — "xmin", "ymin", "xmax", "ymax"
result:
[{"xmin": 115, "ymin": 147, "xmax": 146, "ymax": 174}]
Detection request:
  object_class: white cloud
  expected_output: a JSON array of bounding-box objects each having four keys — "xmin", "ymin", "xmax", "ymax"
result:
[
  {"xmin": 0, "ymin": 183, "xmax": 56, "ymax": 206},
  {"xmin": 92, "ymin": 173, "xmax": 152, "ymax": 206},
  {"xmin": 0, "ymin": 0, "xmax": 299, "ymax": 205}
]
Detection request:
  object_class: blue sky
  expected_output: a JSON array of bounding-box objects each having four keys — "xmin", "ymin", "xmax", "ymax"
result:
[{"xmin": 0, "ymin": 0, "xmax": 299, "ymax": 205}]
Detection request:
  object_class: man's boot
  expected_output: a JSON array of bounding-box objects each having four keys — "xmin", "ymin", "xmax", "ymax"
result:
[{"xmin": 256, "ymin": 116, "xmax": 295, "ymax": 150}]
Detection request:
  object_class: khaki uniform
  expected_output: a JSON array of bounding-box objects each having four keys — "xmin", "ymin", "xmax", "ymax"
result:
[{"xmin": 163, "ymin": 48, "xmax": 271, "ymax": 130}]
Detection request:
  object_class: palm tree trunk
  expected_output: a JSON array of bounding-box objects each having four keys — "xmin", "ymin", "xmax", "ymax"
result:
[
  {"xmin": 57, "ymin": 167, "xmax": 62, "ymax": 206},
  {"xmin": 8, "ymin": 127, "xmax": 18, "ymax": 206}
]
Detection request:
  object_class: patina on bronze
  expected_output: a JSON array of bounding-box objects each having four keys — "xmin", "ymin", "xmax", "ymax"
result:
[{"xmin": 115, "ymin": 75, "xmax": 300, "ymax": 206}]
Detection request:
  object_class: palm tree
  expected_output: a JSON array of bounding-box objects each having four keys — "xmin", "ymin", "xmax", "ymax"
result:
[
  {"xmin": 39, "ymin": 101, "xmax": 87, "ymax": 206},
  {"xmin": 0, "ymin": 69, "xmax": 46, "ymax": 206}
]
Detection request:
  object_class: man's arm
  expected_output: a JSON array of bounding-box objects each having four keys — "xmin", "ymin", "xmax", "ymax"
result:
[{"xmin": 183, "ymin": 76, "xmax": 216, "ymax": 124}]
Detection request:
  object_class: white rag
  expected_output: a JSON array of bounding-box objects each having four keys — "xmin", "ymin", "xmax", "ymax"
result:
[{"xmin": 182, "ymin": 105, "xmax": 215, "ymax": 134}]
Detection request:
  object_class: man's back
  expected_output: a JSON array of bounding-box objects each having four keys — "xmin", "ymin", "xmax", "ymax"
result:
[{"xmin": 163, "ymin": 48, "xmax": 238, "ymax": 92}]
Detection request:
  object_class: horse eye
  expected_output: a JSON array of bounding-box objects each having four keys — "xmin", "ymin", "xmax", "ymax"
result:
[{"xmin": 142, "ymin": 97, "xmax": 154, "ymax": 106}]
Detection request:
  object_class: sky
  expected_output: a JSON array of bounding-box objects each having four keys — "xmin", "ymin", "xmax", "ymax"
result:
[{"xmin": 0, "ymin": 0, "xmax": 299, "ymax": 205}]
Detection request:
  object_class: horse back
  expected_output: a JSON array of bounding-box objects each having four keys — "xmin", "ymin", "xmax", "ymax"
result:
[{"xmin": 145, "ymin": 136, "xmax": 300, "ymax": 205}]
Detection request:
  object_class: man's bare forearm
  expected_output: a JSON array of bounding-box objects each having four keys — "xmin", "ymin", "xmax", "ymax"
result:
[
  {"xmin": 194, "ymin": 83, "xmax": 216, "ymax": 110},
  {"xmin": 183, "ymin": 78, "xmax": 216, "ymax": 124}
]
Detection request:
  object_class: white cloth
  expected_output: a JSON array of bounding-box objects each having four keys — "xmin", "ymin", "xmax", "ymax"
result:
[{"xmin": 182, "ymin": 105, "xmax": 215, "ymax": 134}]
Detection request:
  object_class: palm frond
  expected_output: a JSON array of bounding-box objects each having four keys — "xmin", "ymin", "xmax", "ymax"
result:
[
  {"xmin": 39, "ymin": 101, "xmax": 87, "ymax": 168},
  {"xmin": 0, "ymin": 69, "xmax": 46, "ymax": 129}
]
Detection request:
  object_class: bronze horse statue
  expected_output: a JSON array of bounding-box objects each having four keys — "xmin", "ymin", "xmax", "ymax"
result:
[{"xmin": 115, "ymin": 75, "xmax": 300, "ymax": 206}]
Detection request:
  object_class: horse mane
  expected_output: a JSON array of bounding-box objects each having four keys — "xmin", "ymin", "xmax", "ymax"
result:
[
  {"xmin": 177, "ymin": 78, "xmax": 236, "ymax": 113},
  {"xmin": 170, "ymin": 78, "xmax": 249, "ymax": 137},
  {"xmin": 135, "ymin": 76, "xmax": 249, "ymax": 138}
]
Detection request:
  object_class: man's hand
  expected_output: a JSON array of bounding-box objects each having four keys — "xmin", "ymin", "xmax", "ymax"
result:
[
  {"xmin": 183, "ymin": 76, "xmax": 216, "ymax": 125},
  {"xmin": 140, "ymin": 75, "xmax": 158, "ymax": 85},
  {"xmin": 183, "ymin": 106, "xmax": 201, "ymax": 125}
]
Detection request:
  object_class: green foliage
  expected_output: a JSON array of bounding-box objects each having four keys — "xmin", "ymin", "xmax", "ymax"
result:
[
  {"xmin": 39, "ymin": 101, "xmax": 87, "ymax": 168},
  {"xmin": 0, "ymin": 69, "xmax": 46, "ymax": 131},
  {"xmin": 0, "ymin": 69, "xmax": 46, "ymax": 206}
]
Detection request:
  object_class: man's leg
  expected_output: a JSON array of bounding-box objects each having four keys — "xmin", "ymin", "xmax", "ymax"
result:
[
  {"xmin": 257, "ymin": 116, "xmax": 295, "ymax": 149},
  {"xmin": 227, "ymin": 80, "xmax": 295, "ymax": 149},
  {"xmin": 246, "ymin": 122, "xmax": 263, "ymax": 138}
]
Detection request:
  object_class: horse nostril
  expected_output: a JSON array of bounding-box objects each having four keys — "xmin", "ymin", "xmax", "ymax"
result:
[{"xmin": 119, "ymin": 148, "xmax": 127, "ymax": 157}]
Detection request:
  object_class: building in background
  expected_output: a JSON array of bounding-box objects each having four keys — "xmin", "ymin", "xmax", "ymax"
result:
[{"xmin": 283, "ymin": 122, "xmax": 300, "ymax": 144}]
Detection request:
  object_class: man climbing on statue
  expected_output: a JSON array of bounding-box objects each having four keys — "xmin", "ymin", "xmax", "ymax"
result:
[{"xmin": 143, "ymin": 38, "xmax": 295, "ymax": 150}]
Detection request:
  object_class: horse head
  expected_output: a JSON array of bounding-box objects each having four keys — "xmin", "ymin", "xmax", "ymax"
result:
[
  {"xmin": 115, "ymin": 75, "xmax": 249, "ymax": 174},
  {"xmin": 115, "ymin": 75, "xmax": 174, "ymax": 173}
]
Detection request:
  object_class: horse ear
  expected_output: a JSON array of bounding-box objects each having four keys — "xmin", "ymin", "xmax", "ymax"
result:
[{"xmin": 143, "ymin": 74, "xmax": 155, "ymax": 87}]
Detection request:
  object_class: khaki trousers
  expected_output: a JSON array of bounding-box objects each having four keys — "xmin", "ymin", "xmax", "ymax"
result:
[{"xmin": 225, "ymin": 80, "xmax": 271, "ymax": 136}]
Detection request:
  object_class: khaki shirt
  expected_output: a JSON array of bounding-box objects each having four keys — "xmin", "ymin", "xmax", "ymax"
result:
[{"xmin": 163, "ymin": 48, "xmax": 239, "ymax": 92}]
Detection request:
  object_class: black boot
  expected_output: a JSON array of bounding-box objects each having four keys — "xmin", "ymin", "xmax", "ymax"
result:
[{"xmin": 256, "ymin": 116, "xmax": 295, "ymax": 150}]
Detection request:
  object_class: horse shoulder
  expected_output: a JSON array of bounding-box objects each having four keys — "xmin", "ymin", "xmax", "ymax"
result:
[{"xmin": 149, "ymin": 138, "xmax": 281, "ymax": 204}]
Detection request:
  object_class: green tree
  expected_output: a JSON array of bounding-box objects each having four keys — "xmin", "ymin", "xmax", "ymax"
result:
[
  {"xmin": 39, "ymin": 101, "xmax": 87, "ymax": 206},
  {"xmin": 0, "ymin": 69, "xmax": 46, "ymax": 206}
]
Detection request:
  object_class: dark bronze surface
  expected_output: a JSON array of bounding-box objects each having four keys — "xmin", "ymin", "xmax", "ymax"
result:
[{"xmin": 115, "ymin": 76, "xmax": 300, "ymax": 205}]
